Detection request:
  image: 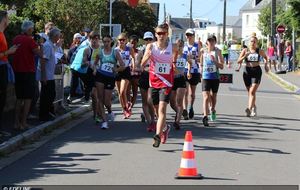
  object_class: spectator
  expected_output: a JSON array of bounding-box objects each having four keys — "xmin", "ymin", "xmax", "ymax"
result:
[
  {"xmin": 67, "ymin": 33, "xmax": 82, "ymax": 63},
  {"xmin": 267, "ymin": 41, "xmax": 277, "ymax": 72},
  {"xmin": 36, "ymin": 28, "xmax": 61, "ymax": 121},
  {"xmin": 0, "ymin": 11, "xmax": 18, "ymax": 137},
  {"xmin": 28, "ymin": 33, "xmax": 46, "ymax": 118},
  {"xmin": 12, "ymin": 20, "xmax": 42, "ymax": 130},
  {"xmin": 285, "ymin": 40, "xmax": 293, "ymax": 72}
]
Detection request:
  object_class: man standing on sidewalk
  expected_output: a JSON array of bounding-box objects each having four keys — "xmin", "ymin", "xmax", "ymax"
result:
[{"xmin": 36, "ymin": 28, "xmax": 61, "ymax": 121}]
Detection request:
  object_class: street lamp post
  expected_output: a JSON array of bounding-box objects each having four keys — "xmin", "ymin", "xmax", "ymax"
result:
[
  {"xmin": 109, "ymin": 0, "xmax": 116, "ymax": 36},
  {"xmin": 222, "ymin": 0, "xmax": 226, "ymax": 43},
  {"xmin": 189, "ymin": 0, "xmax": 193, "ymax": 28}
]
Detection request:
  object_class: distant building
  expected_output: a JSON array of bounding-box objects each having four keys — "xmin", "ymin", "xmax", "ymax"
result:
[
  {"xmin": 240, "ymin": 0, "xmax": 270, "ymax": 40},
  {"xmin": 166, "ymin": 15, "xmax": 195, "ymax": 43},
  {"xmin": 195, "ymin": 16, "xmax": 242, "ymax": 44}
]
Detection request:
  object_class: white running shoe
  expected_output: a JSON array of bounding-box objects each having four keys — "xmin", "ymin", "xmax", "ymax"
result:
[
  {"xmin": 101, "ymin": 121, "xmax": 109, "ymax": 129},
  {"xmin": 107, "ymin": 112, "xmax": 115, "ymax": 121},
  {"xmin": 250, "ymin": 106, "xmax": 257, "ymax": 117}
]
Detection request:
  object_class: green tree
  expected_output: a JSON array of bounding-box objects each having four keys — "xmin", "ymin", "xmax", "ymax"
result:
[
  {"xmin": 258, "ymin": 0, "xmax": 300, "ymax": 40},
  {"xmin": 0, "ymin": 3, "xmax": 23, "ymax": 46},
  {"xmin": 21, "ymin": 0, "xmax": 108, "ymax": 47},
  {"xmin": 277, "ymin": 0, "xmax": 300, "ymax": 37},
  {"xmin": 257, "ymin": 2, "xmax": 284, "ymax": 37},
  {"xmin": 112, "ymin": 2, "xmax": 156, "ymax": 38}
]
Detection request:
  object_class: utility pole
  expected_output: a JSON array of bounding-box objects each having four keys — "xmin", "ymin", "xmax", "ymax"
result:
[
  {"xmin": 189, "ymin": 0, "xmax": 193, "ymax": 28},
  {"xmin": 164, "ymin": 3, "xmax": 166, "ymax": 23},
  {"xmin": 222, "ymin": 0, "xmax": 226, "ymax": 43},
  {"xmin": 271, "ymin": 0, "xmax": 276, "ymax": 44}
]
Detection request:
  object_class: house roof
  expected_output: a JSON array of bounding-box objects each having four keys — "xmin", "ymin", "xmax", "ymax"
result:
[
  {"xmin": 226, "ymin": 16, "xmax": 242, "ymax": 27},
  {"xmin": 168, "ymin": 17, "xmax": 195, "ymax": 30},
  {"xmin": 240, "ymin": 0, "xmax": 270, "ymax": 12}
]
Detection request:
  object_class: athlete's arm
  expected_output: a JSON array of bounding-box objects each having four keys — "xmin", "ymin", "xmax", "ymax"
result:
[
  {"xmin": 141, "ymin": 43, "xmax": 152, "ymax": 68},
  {"xmin": 260, "ymin": 49, "xmax": 269, "ymax": 72},
  {"xmin": 130, "ymin": 47, "xmax": 136, "ymax": 71},
  {"xmin": 237, "ymin": 48, "xmax": 248, "ymax": 64},
  {"xmin": 82, "ymin": 48, "xmax": 90, "ymax": 67},
  {"xmin": 216, "ymin": 49, "xmax": 224, "ymax": 69},
  {"xmin": 115, "ymin": 50, "xmax": 125, "ymax": 72}
]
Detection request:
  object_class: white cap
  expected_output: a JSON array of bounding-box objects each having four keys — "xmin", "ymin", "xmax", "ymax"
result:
[
  {"xmin": 143, "ymin": 31, "xmax": 154, "ymax": 39},
  {"xmin": 73, "ymin": 33, "xmax": 82, "ymax": 39},
  {"xmin": 185, "ymin": 28, "xmax": 195, "ymax": 35}
]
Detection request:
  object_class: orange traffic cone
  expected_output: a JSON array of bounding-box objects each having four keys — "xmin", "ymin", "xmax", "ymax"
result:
[{"xmin": 175, "ymin": 131, "xmax": 203, "ymax": 179}]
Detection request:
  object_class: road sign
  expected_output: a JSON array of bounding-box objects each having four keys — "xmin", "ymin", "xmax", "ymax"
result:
[{"xmin": 277, "ymin": 25, "xmax": 285, "ymax": 34}]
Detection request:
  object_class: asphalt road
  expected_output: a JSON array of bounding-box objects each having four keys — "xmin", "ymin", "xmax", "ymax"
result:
[{"xmin": 0, "ymin": 66, "xmax": 299, "ymax": 185}]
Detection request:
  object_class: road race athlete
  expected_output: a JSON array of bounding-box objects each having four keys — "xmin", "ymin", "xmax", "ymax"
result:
[
  {"xmin": 141, "ymin": 23, "xmax": 177, "ymax": 148},
  {"xmin": 237, "ymin": 35, "xmax": 269, "ymax": 117},
  {"xmin": 82, "ymin": 31, "xmax": 102, "ymax": 123},
  {"xmin": 115, "ymin": 33, "xmax": 136, "ymax": 119},
  {"xmin": 93, "ymin": 35, "xmax": 125, "ymax": 129},
  {"xmin": 137, "ymin": 31, "xmax": 156, "ymax": 132},
  {"xmin": 199, "ymin": 35, "xmax": 224, "ymax": 127},
  {"xmin": 183, "ymin": 28, "xmax": 202, "ymax": 120},
  {"xmin": 127, "ymin": 35, "xmax": 141, "ymax": 114},
  {"xmin": 170, "ymin": 39, "xmax": 191, "ymax": 130}
]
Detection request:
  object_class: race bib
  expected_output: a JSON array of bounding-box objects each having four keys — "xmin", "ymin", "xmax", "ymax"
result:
[
  {"xmin": 121, "ymin": 52, "xmax": 130, "ymax": 67},
  {"xmin": 203, "ymin": 64, "xmax": 217, "ymax": 73},
  {"xmin": 247, "ymin": 54, "xmax": 259, "ymax": 62},
  {"xmin": 176, "ymin": 58, "xmax": 186, "ymax": 68},
  {"xmin": 155, "ymin": 62, "xmax": 171, "ymax": 74},
  {"xmin": 101, "ymin": 62, "xmax": 114, "ymax": 73}
]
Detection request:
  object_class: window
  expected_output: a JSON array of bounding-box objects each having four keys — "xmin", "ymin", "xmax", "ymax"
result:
[{"xmin": 246, "ymin": 15, "xmax": 249, "ymax": 26}]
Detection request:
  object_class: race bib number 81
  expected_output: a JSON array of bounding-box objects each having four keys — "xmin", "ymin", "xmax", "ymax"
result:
[{"xmin": 155, "ymin": 63, "xmax": 170, "ymax": 74}]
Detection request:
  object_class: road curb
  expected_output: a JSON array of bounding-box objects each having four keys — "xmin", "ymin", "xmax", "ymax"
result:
[
  {"xmin": 0, "ymin": 105, "xmax": 91, "ymax": 155},
  {"xmin": 267, "ymin": 72, "xmax": 300, "ymax": 94}
]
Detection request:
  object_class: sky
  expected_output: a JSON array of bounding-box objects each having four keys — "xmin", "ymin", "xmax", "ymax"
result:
[{"xmin": 149, "ymin": 0, "xmax": 249, "ymax": 24}]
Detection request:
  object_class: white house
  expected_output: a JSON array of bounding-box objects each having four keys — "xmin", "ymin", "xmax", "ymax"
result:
[
  {"xmin": 240, "ymin": 0, "xmax": 270, "ymax": 40},
  {"xmin": 194, "ymin": 16, "xmax": 242, "ymax": 44}
]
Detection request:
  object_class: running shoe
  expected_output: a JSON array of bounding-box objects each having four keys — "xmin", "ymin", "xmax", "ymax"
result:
[
  {"xmin": 202, "ymin": 116, "xmax": 209, "ymax": 127},
  {"xmin": 173, "ymin": 122, "xmax": 181, "ymax": 130},
  {"xmin": 141, "ymin": 114, "xmax": 146, "ymax": 122},
  {"xmin": 250, "ymin": 106, "xmax": 257, "ymax": 117},
  {"xmin": 210, "ymin": 110, "xmax": 216, "ymax": 121},
  {"xmin": 101, "ymin": 121, "xmax": 108, "ymax": 129},
  {"xmin": 147, "ymin": 122, "xmax": 156, "ymax": 132},
  {"xmin": 94, "ymin": 116, "xmax": 101, "ymax": 123},
  {"xmin": 153, "ymin": 134, "xmax": 161, "ymax": 148},
  {"xmin": 161, "ymin": 124, "xmax": 171, "ymax": 144},
  {"xmin": 245, "ymin": 108, "xmax": 251, "ymax": 117},
  {"xmin": 182, "ymin": 109, "xmax": 188, "ymax": 120},
  {"xmin": 189, "ymin": 107, "xmax": 194, "ymax": 119},
  {"xmin": 107, "ymin": 112, "xmax": 115, "ymax": 121}
]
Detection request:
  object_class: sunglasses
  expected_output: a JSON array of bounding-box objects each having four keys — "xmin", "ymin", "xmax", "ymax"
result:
[
  {"xmin": 186, "ymin": 33, "xmax": 193, "ymax": 37},
  {"xmin": 118, "ymin": 39, "xmax": 126, "ymax": 42},
  {"xmin": 156, "ymin": 32, "xmax": 167, "ymax": 36},
  {"xmin": 144, "ymin": 38, "xmax": 153, "ymax": 41}
]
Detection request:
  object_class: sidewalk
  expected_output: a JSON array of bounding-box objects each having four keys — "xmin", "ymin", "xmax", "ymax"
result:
[
  {"xmin": 268, "ymin": 69, "xmax": 300, "ymax": 94},
  {"xmin": 0, "ymin": 99, "xmax": 91, "ymax": 155}
]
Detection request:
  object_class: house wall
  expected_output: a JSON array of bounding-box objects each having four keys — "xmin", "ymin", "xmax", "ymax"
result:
[{"xmin": 242, "ymin": 11, "xmax": 262, "ymax": 39}]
